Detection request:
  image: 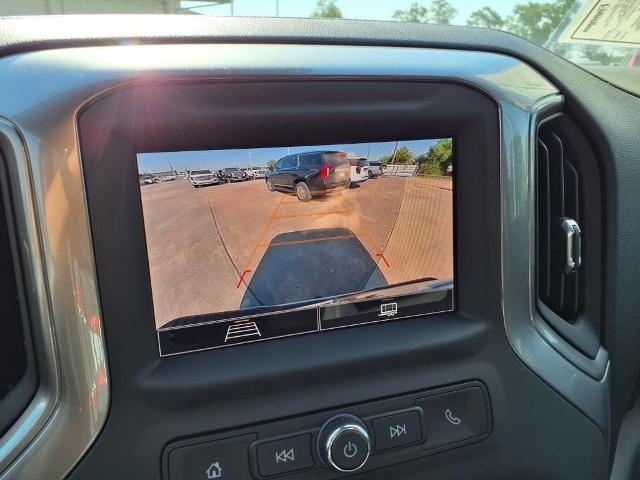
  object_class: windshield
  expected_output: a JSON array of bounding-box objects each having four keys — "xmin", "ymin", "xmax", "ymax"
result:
[
  {"xmin": 4, "ymin": 0, "xmax": 639, "ymax": 94},
  {"xmin": 190, "ymin": 170, "xmax": 211, "ymax": 175}
]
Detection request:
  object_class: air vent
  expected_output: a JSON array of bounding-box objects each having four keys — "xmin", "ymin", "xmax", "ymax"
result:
[
  {"xmin": 534, "ymin": 114, "xmax": 604, "ymax": 364},
  {"xmin": 537, "ymin": 124, "xmax": 582, "ymax": 322}
]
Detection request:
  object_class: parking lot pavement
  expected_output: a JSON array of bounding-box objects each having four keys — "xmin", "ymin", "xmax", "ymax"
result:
[{"xmin": 141, "ymin": 176, "xmax": 453, "ymax": 329}]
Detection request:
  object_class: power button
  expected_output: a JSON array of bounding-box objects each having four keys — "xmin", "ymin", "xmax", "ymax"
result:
[
  {"xmin": 317, "ymin": 415, "xmax": 371, "ymax": 473},
  {"xmin": 343, "ymin": 440, "xmax": 359, "ymax": 458}
]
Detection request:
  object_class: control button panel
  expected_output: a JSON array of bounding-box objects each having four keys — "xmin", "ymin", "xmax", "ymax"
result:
[
  {"xmin": 164, "ymin": 382, "xmax": 491, "ymax": 480},
  {"xmin": 256, "ymin": 434, "xmax": 314, "ymax": 477},
  {"xmin": 370, "ymin": 409, "xmax": 423, "ymax": 451},
  {"xmin": 167, "ymin": 434, "xmax": 256, "ymax": 480},
  {"xmin": 416, "ymin": 386, "xmax": 489, "ymax": 449}
]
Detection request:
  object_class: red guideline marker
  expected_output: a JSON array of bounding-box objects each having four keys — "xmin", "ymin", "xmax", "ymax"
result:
[
  {"xmin": 376, "ymin": 253, "xmax": 390, "ymax": 268},
  {"xmin": 237, "ymin": 270, "xmax": 252, "ymax": 288}
]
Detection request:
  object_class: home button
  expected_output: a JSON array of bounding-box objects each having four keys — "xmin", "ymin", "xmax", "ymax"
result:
[{"xmin": 167, "ymin": 434, "xmax": 256, "ymax": 480}]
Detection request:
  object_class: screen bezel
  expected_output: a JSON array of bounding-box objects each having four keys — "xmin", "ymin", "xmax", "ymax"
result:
[{"xmin": 78, "ymin": 78, "xmax": 496, "ymax": 362}]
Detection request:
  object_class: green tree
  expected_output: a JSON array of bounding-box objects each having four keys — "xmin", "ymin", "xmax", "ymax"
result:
[
  {"xmin": 392, "ymin": 2, "xmax": 429, "ymax": 23},
  {"xmin": 311, "ymin": 0, "xmax": 342, "ymax": 18},
  {"xmin": 506, "ymin": 0, "xmax": 573, "ymax": 45},
  {"xmin": 467, "ymin": 7, "xmax": 504, "ymax": 29},
  {"xmin": 430, "ymin": 0, "xmax": 457, "ymax": 25},
  {"xmin": 389, "ymin": 146, "xmax": 415, "ymax": 165},
  {"xmin": 266, "ymin": 159, "xmax": 277, "ymax": 170},
  {"xmin": 547, "ymin": 0, "xmax": 575, "ymax": 27},
  {"xmin": 393, "ymin": 0, "xmax": 456, "ymax": 24},
  {"xmin": 417, "ymin": 138, "xmax": 452, "ymax": 176},
  {"xmin": 418, "ymin": 162, "xmax": 443, "ymax": 176}
]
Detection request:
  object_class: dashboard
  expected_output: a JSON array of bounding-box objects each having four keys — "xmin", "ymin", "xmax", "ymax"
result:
[{"xmin": 0, "ymin": 15, "xmax": 639, "ymax": 480}]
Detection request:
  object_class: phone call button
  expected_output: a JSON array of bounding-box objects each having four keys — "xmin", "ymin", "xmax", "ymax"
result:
[{"xmin": 416, "ymin": 386, "xmax": 489, "ymax": 450}]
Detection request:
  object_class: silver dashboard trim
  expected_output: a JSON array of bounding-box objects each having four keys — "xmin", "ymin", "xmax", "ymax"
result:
[
  {"xmin": 501, "ymin": 92, "xmax": 610, "ymax": 428},
  {"xmin": 0, "ymin": 43, "xmax": 607, "ymax": 478},
  {"xmin": 0, "ymin": 119, "xmax": 62, "ymax": 475},
  {"xmin": 0, "ymin": 111, "xmax": 109, "ymax": 476}
]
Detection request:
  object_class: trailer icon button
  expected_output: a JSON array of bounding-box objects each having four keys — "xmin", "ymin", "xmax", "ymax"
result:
[{"xmin": 379, "ymin": 302, "xmax": 398, "ymax": 317}]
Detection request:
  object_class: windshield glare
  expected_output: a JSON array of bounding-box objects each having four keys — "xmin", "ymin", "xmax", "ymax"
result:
[{"xmin": 3, "ymin": 1, "xmax": 638, "ymax": 92}]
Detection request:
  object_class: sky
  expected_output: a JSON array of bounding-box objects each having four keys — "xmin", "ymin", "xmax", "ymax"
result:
[
  {"xmin": 137, "ymin": 138, "xmax": 445, "ymax": 173},
  {"xmin": 182, "ymin": 0, "xmax": 521, "ymax": 26}
]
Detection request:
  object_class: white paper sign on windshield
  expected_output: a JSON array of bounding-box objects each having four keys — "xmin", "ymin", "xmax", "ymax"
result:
[{"xmin": 559, "ymin": 0, "xmax": 640, "ymax": 47}]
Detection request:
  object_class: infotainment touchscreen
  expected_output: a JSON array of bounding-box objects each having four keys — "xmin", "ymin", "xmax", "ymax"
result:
[{"xmin": 138, "ymin": 139, "xmax": 454, "ymax": 356}]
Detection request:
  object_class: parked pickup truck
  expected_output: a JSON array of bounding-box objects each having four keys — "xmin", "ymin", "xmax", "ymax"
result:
[
  {"xmin": 218, "ymin": 167, "xmax": 248, "ymax": 182},
  {"xmin": 188, "ymin": 169, "xmax": 220, "ymax": 188}
]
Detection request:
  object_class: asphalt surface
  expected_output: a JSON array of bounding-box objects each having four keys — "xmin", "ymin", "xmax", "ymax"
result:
[{"xmin": 140, "ymin": 176, "xmax": 453, "ymax": 328}]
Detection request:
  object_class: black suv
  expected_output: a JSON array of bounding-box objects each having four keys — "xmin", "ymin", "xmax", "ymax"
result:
[{"xmin": 265, "ymin": 151, "xmax": 351, "ymax": 201}]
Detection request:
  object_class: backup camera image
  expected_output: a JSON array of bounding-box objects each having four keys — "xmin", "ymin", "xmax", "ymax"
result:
[{"xmin": 138, "ymin": 139, "xmax": 454, "ymax": 355}]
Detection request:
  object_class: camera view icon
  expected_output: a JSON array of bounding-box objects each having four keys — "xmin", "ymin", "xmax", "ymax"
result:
[
  {"xmin": 378, "ymin": 302, "xmax": 398, "ymax": 318},
  {"xmin": 224, "ymin": 320, "xmax": 261, "ymax": 343}
]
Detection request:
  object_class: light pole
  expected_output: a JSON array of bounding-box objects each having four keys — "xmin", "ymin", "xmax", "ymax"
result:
[{"xmin": 390, "ymin": 140, "xmax": 399, "ymax": 164}]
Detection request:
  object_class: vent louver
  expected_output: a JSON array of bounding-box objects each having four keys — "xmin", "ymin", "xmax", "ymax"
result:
[
  {"xmin": 536, "ymin": 125, "xmax": 582, "ymax": 322},
  {"xmin": 534, "ymin": 114, "xmax": 603, "ymax": 366}
]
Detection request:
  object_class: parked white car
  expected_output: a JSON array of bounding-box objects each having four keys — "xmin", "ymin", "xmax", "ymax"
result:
[
  {"xmin": 188, "ymin": 169, "xmax": 220, "ymax": 188},
  {"xmin": 348, "ymin": 157, "xmax": 369, "ymax": 186},
  {"xmin": 367, "ymin": 160, "xmax": 385, "ymax": 178},
  {"xmin": 247, "ymin": 167, "xmax": 268, "ymax": 179}
]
